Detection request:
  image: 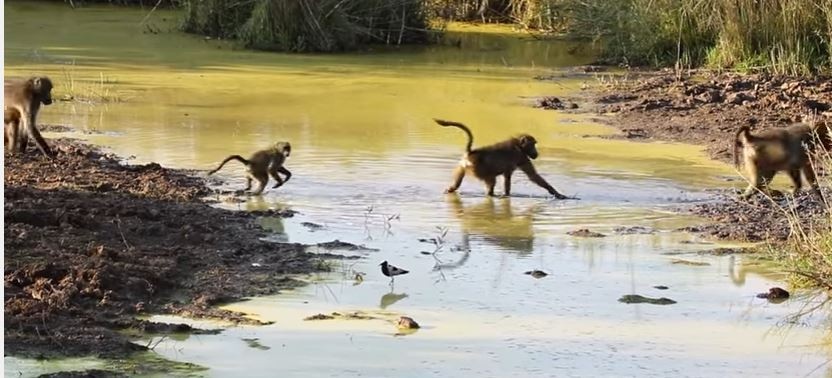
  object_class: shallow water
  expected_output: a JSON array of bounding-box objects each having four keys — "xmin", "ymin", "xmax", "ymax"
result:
[{"xmin": 5, "ymin": 2, "xmax": 831, "ymax": 377}]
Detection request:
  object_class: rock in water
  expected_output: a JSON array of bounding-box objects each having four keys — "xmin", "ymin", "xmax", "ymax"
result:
[{"xmin": 397, "ymin": 316, "xmax": 420, "ymax": 329}]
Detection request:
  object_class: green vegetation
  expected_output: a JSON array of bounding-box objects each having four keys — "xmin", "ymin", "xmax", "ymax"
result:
[
  {"xmin": 774, "ymin": 152, "xmax": 832, "ymax": 290},
  {"xmin": 55, "ymin": 0, "xmax": 832, "ymax": 72},
  {"xmin": 562, "ymin": 0, "xmax": 832, "ymax": 74},
  {"xmin": 181, "ymin": 0, "xmax": 432, "ymax": 52}
]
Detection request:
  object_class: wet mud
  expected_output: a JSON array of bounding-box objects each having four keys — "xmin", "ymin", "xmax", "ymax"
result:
[{"xmin": 4, "ymin": 140, "xmax": 327, "ymax": 360}]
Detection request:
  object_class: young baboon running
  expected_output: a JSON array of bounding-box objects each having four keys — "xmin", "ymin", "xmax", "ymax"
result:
[
  {"xmin": 435, "ymin": 118, "xmax": 567, "ymax": 198},
  {"xmin": 733, "ymin": 122, "xmax": 830, "ymax": 201},
  {"xmin": 4, "ymin": 76, "xmax": 54, "ymax": 157},
  {"xmin": 208, "ymin": 141, "xmax": 292, "ymax": 195}
]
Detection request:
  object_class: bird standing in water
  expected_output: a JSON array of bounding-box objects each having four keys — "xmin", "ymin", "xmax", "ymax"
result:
[{"xmin": 380, "ymin": 261, "xmax": 409, "ymax": 285}]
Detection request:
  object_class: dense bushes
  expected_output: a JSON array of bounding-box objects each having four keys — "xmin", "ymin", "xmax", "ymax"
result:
[{"xmin": 181, "ymin": 0, "xmax": 431, "ymax": 52}]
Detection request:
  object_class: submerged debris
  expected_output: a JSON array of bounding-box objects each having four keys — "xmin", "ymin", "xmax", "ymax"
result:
[
  {"xmin": 304, "ymin": 313, "xmax": 336, "ymax": 321},
  {"xmin": 301, "ymin": 222, "xmax": 325, "ymax": 231},
  {"xmin": 613, "ymin": 226, "xmax": 655, "ymax": 234},
  {"xmin": 533, "ymin": 96, "xmax": 579, "ymax": 110},
  {"xmin": 316, "ymin": 240, "xmax": 380, "ymax": 252},
  {"xmin": 524, "ymin": 270, "xmax": 549, "ymax": 279},
  {"xmin": 567, "ymin": 229, "xmax": 606, "ymax": 238},
  {"xmin": 618, "ymin": 294, "xmax": 677, "ymax": 305},
  {"xmin": 670, "ymin": 259, "xmax": 711, "ymax": 266},
  {"xmin": 242, "ymin": 338, "xmax": 271, "ymax": 350},
  {"xmin": 303, "ymin": 311, "xmax": 378, "ymax": 321},
  {"xmin": 756, "ymin": 287, "xmax": 790, "ymax": 303},
  {"xmin": 397, "ymin": 316, "xmax": 420, "ymax": 330}
]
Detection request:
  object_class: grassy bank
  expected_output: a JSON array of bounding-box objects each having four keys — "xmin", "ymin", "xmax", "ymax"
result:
[
  {"xmin": 563, "ymin": 0, "xmax": 832, "ymax": 74},
  {"xmin": 775, "ymin": 151, "xmax": 832, "ymax": 290}
]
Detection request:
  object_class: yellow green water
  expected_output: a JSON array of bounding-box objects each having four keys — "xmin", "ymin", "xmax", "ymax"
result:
[{"xmin": 4, "ymin": 2, "xmax": 830, "ymax": 378}]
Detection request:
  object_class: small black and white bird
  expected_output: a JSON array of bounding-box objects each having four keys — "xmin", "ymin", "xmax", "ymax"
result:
[{"xmin": 380, "ymin": 261, "xmax": 409, "ymax": 284}]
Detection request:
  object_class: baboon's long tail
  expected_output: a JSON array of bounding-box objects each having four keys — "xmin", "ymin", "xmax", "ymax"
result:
[
  {"xmin": 434, "ymin": 118, "xmax": 473, "ymax": 153},
  {"xmin": 733, "ymin": 126, "xmax": 752, "ymax": 168},
  {"xmin": 208, "ymin": 155, "xmax": 249, "ymax": 175}
]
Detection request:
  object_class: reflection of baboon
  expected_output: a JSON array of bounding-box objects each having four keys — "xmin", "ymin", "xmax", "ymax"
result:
[
  {"xmin": 208, "ymin": 142, "xmax": 292, "ymax": 195},
  {"xmin": 4, "ymin": 76, "xmax": 54, "ymax": 156},
  {"xmin": 733, "ymin": 123, "xmax": 830, "ymax": 201},
  {"xmin": 435, "ymin": 119, "xmax": 567, "ymax": 198},
  {"xmin": 728, "ymin": 256, "xmax": 782, "ymax": 287},
  {"xmin": 447, "ymin": 196, "xmax": 535, "ymax": 253}
]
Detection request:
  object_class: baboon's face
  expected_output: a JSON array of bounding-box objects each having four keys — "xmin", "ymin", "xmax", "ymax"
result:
[
  {"xmin": 518, "ymin": 134, "xmax": 538, "ymax": 159},
  {"xmin": 275, "ymin": 142, "xmax": 291, "ymax": 157},
  {"xmin": 34, "ymin": 77, "xmax": 53, "ymax": 105}
]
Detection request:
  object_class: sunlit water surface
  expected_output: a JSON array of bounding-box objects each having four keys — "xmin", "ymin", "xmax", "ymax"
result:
[{"xmin": 5, "ymin": 2, "xmax": 831, "ymax": 377}]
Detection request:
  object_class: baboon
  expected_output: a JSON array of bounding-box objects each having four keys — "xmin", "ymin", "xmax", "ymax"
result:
[
  {"xmin": 4, "ymin": 76, "xmax": 54, "ymax": 157},
  {"xmin": 208, "ymin": 141, "xmax": 292, "ymax": 195},
  {"xmin": 4, "ymin": 107, "xmax": 22, "ymax": 151},
  {"xmin": 733, "ymin": 122, "xmax": 830, "ymax": 201},
  {"xmin": 435, "ymin": 118, "xmax": 567, "ymax": 198}
]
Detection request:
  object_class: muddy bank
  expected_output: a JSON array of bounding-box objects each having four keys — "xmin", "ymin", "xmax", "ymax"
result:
[
  {"xmin": 553, "ymin": 70, "xmax": 831, "ymax": 242},
  {"xmin": 590, "ymin": 71, "xmax": 832, "ymax": 162},
  {"xmin": 4, "ymin": 139, "xmax": 327, "ymax": 359}
]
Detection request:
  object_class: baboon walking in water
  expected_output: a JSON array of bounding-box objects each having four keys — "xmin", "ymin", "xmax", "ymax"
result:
[
  {"xmin": 208, "ymin": 142, "xmax": 292, "ymax": 195},
  {"xmin": 435, "ymin": 118, "xmax": 568, "ymax": 198}
]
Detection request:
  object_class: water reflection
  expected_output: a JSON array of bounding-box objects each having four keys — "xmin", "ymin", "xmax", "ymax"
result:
[
  {"xmin": 447, "ymin": 195, "xmax": 536, "ymax": 253},
  {"xmin": 379, "ymin": 291, "xmax": 409, "ymax": 309},
  {"xmin": 728, "ymin": 256, "xmax": 785, "ymax": 287}
]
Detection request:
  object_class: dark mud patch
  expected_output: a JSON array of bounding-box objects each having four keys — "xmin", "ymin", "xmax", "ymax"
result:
[
  {"xmin": 591, "ymin": 71, "xmax": 832, "ymax": 161},
  {"xmin": 131, "ymin": 320, "xmax": 222, "ymax": 335},
  {"xmin": 40, "ymin": 124, "xmax": 75, "ymax": 133},
  {"xmin": 685, "ymin": 189, "xmax": 829, "ymax": 242},
  {"xmin": 315, "ymin": 240, "xmax": 379, "ymax": 252},
  {"xmin": 37, "ymin": 370, "xmax": 127, "ymax": 378},
  {"xmin": 4, "ymin": 139, "xmax": 327, "ymax": 360},
  {"xmin": 304, "ymin": 311, "xmax": 377, "ymax": 321},
  {"xmin": 618, "ymin": 294, "xmax": 677, "ymax": 305},
  {"xmin": 532, "ymin": 96, "xmax": 580, "ymax": 111}
]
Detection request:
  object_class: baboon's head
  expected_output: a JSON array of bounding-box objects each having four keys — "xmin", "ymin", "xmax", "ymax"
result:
[
  {"xmin": 274, "ymin": 141, "xmax": 291, "ymax": 157},
  {"xmin": 31, "ymin": 77, "xmax": 53, "ymax": 105},
  {"xmin": 516, "ymin": 134, "xmax": 539, "ymax": 159}
]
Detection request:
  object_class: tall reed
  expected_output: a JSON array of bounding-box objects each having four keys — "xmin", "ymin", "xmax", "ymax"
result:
[{"xmin": 181, "ymin": 0, "xmax": 431, "ymax": 52}]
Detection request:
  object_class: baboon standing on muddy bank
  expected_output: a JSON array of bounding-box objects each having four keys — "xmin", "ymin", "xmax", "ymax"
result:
[
  {"xmin": 4, "ymin": 76, "xmax": 54, "ymax": 157},
  {"xmin": 733, "ymin": 122, "xmax": 831, "ymax": 201},
  {"xmin": 208, "ymin": 141, "xmax": 292, "ymax": 195},
  {"xmin": 435, "ymin": 118, "xmax": 568, "ymax": 198}
]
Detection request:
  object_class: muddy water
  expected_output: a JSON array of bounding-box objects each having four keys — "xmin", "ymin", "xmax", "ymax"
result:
[{"xmin": 5, "ymin": 2, "xmax": 831, "ymax": 377}]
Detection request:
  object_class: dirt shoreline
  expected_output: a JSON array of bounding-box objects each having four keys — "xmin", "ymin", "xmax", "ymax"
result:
[
  {"xmin": 545, "ymin": 69, "xmax": 831, "ymax": 242},
  {"xmin": 4, "ymin": 139, "xmax": 330, "ymax": 361}
]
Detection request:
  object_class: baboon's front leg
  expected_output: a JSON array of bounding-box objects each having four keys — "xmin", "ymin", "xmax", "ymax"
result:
[{"xmin": 519, "ymin": 162, "xmax": 566, "ymax": 199}]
